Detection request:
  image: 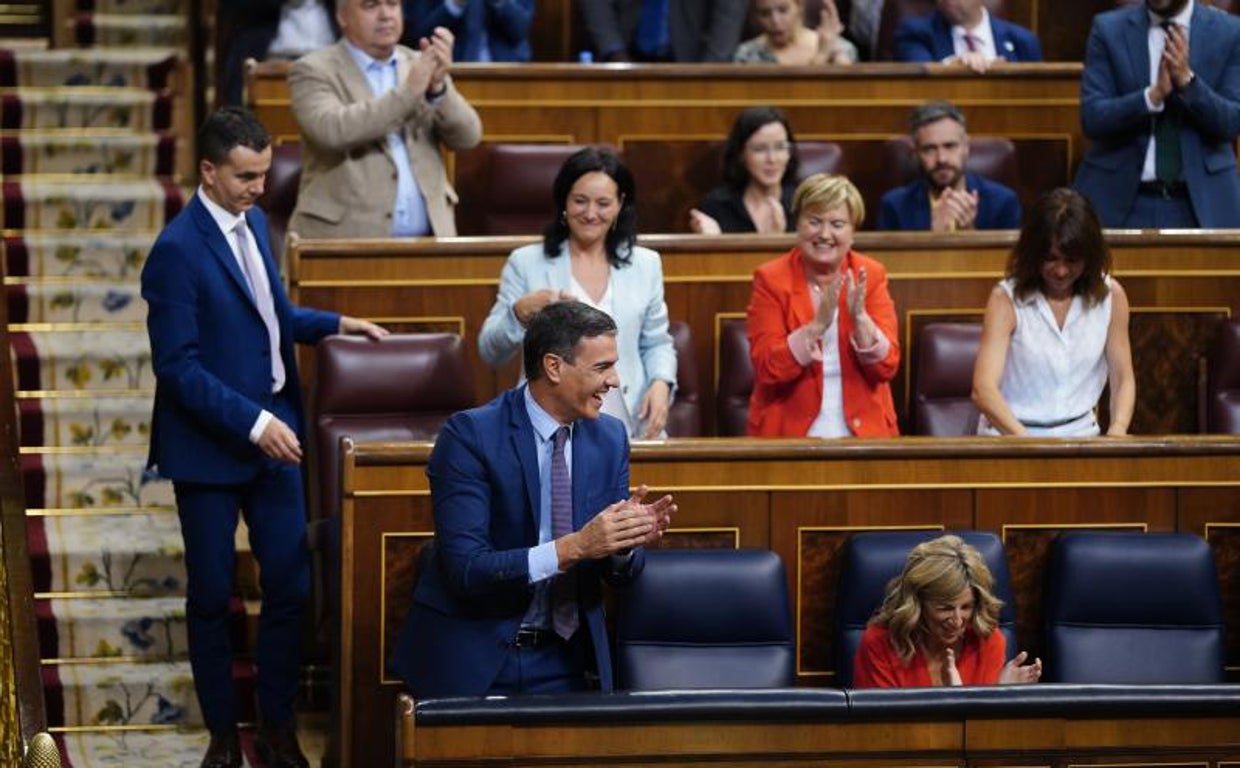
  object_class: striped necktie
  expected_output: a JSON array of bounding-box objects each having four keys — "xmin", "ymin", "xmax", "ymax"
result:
[{"xmin": 550, "ymin": 426, "xmax": 579, "ymax": 639}]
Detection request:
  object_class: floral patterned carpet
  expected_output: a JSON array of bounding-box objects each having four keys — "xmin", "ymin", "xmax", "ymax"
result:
[{"xmin": 4, "ymin": 21, "xmax": 324, "ymax": 766}]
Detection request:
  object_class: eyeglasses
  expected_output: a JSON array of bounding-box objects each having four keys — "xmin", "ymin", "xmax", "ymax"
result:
[{"xmin": 745, "ymin": 142, "xmax": 792, "ymax": 157}]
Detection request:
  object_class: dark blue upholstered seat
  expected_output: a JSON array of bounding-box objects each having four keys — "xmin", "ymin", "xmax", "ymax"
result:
[
  {"xmin": 833, "ymin": 530, "xmax": 1018, "ymax": 687},
  {"xmin": 614, "ymin": 548, "xmax": 794, "ymax": 691},
  {"xmin": 1043, "ymin": 532, "xmax": 1224, "ymax": 684}
]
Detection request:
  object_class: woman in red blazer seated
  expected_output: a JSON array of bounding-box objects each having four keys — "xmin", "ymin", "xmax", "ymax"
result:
[
  {"xmin": 854, "ymin": 535, "xmax": 1042, "ymax": 687},
  {"xmin": 746, "ymin": 173, "xmax": 900, "ymax": 437}
]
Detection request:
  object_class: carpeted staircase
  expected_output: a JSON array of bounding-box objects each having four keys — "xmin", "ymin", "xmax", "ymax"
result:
[{"xmin": 4, "ymin": 5, "xmax": 324, "ymax": 766}]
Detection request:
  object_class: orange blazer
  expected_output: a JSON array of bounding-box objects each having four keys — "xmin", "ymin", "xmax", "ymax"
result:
[
  {"xmin": 745, "ymin": 248, "xmax": 900, "ymax": 437},
  {"xmin": 853, "ymin": 624, "xmax": 1006, "ymax": 688}
]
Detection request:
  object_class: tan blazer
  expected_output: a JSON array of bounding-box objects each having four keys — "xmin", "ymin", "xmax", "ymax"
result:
[{"xmin": 287, "ymin": 40, "xmax": 482, "ymax": 238}]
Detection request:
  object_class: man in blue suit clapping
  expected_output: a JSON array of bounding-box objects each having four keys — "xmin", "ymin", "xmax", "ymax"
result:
[
  {"xmin": 894, "ymin": 0, "xmax": 1042, "ymax": 71},
  {"xmin": 390, "ymin": 301, "xmax": 674, "ymax": 698},
  {"xmin": 142, "ymin": 107, "xmax": 386, "ymax": 768},
  {"xmin": 1073, "ymin": 0, "xmax": 1240, "ymax": 228}
]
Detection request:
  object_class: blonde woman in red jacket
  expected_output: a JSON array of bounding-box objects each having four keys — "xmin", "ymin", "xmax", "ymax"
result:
[{"xmin": 746, "ymin": 174, "xmax": 901, "ymax": 437}]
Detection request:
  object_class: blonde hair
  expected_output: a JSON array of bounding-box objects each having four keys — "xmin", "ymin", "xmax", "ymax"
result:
[
  {"xmin": 868, "ymin": 535, "xmax": 1004, "ymax": 663},
  {"xmin": 792, "ymin": 173, "xmax": 865, "ymax": 227}
]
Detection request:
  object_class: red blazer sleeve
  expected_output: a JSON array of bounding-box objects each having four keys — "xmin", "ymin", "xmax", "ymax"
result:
[
  {"xmin": 856, "ymin": 255, "xmax": 900, "ymax": 386},
  {"xmin": 976, "ymin": 630, "xmax": 1007, "ymax": 685},
  {"xmin": 746, "ymin": 262, "xmax": 809, "ymax": 386}
]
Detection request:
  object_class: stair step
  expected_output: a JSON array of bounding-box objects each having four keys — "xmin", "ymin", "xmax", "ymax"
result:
[
  {"xmin": 22, "ymin": 451, "xmax": 170, "ymax": 510},
  {"xmin": 4, "ymin": 232, "xmax": 155, "ymax": 278},
  {"xmin": 0, "ymin": 47, "xmax": 180, "ymax": 89},
  {"xmin": 71, "ymin": 14, "xmax": 186, "ymax": 49},
  {"xmin": 11, "ymin": 329, "xmax": 153, "ymax": 393},
  {"xmin": 37, "ymin": 595, "xmax": 196, "ymax": 661},
  {"xmin": 56, "ymin": 722, "xmax": 328, "ymax": 767},
  {"xmin": 2, "ymin": 177, "xmax": 185, "ymax": 232},
  {"xmin": 1, "ymin": 131, "xmax": 174, "ymax": 176},
  {"xmin": 42, "ymin": 659, "xmax": 254, "ymax": 728},
  {"xmin": 0, "ymin": 88, "xmax": 171, "ymax": 131},
  {"xmin": 18, "ymin": 394, "xmax": 151, "ymax": 449},
  {"xmin": 8, "ymin": 282, "xmax": 146, "ymax": 324},
  {"xmin": 28, "ymin": 509, "xmax": 182, "ymax": 594}
]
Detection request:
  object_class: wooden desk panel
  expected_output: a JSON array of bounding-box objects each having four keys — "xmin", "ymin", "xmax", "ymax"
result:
[
  {"xmin": 289, "ymin": 232, "xmax": 1240, "ymax": 435},
  {"xmin": 338, "ymin": 437, "xmax": 1240, "ymax": 768}
]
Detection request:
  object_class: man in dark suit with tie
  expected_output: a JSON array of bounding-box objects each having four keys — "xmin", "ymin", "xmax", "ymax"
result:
[
  {"xmin": 1073, "ymin": 0, "xmax": 1240, "ymax": 228},
  {"xmin": 389, "ymin": 301, "xmax": 674, "ymax": 697},
  {"xmin": 894, "ymin": 0, "xmax": 1042, "ymax": 70},
  {"xmin": 403, "ymin": 0, "xmax": 535, "ymax": 62},
  {"xmin": 142, "ymin": 107, "xmax": 386, "ymax": 768}
]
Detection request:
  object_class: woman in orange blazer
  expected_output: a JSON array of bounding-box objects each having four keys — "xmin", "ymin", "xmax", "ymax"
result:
[{"xmin": 746, "ymin": 173, "xmax": 901, "ymax": 437}]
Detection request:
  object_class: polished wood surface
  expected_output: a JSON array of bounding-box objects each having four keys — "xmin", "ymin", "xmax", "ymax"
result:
[
  {"xmin": 247, "ymin": 62, "xmax": 1085, "ymax": 165},
  {"xmin": 335, "ymin": 436, "xmax": 1240, "ymax": 768},
  {"xmin": 288, "ymin": 231, "xmax": 1240, "ymax": 435}
]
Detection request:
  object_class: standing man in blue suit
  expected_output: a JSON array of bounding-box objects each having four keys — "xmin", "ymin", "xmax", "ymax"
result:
[
  {"xmin": 142, "ymin": 107, "xmax": 386, "ymax": 768},
  {"xmin": 894, "ymin": 0, "xmax": 1042, "ymax": 70},
  {"xmin": 878, "ymin": 101, "xmax": 1022, "ymax": 231},
  {"xmin": 403, "ymin": 0, "xmax": 535, "ymax": 62},
  {"xmin": 1073, "ymin": 0, "xmax": 1240, "ymax": 228},
  {"xmin": 390, "ymin": 301, "xmax": 674, "ymax": 697}
]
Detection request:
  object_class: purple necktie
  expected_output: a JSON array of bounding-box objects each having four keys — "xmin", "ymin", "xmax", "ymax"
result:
[
  {"xmin": 234, "ymin": 220, "xmax": 284, "ymax": 391},
  {"xmin": 550, "ymin": 426, "xmax": 579, "ymax": 639}
]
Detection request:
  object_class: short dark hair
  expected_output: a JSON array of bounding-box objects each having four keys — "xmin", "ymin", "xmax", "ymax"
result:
[
  {"xmin": 721, "ymin": 106, "xmax": 800, "ymax": 191},
  {"xmin": 1008, "ymin": 187, "xmax": 1111, "ymax": 305},
  {"xmin": 542, "ymin": 147, "xmax": 638, "ymax": 268},
  {"xmin": 198, "ymin": 106, "xmax": 271, "ymax": 165},
  {"xmin": 909, "ymin": 100, "xmax": 966, "ymax": 135},
  {"xmin": 523, "ymin": 301, "xmax": 618, "ymax": 382}
]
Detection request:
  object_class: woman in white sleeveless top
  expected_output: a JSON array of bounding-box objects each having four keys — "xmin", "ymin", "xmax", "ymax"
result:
[{"xmin": 972, "ymin": 188, "xmax": 1135, "ymax": 437}]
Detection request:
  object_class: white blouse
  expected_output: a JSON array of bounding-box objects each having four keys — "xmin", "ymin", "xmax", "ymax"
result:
[{"xmin": 978, "ymin": 277, "xmax": 1113, "ymax": 437}]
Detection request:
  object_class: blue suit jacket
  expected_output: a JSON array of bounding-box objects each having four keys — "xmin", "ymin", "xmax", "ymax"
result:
[
  {"xmin": 1073, "ymin": 2, "xmax": 1240, "ymax": 228},
  {"xmin": 404, "ymin": 0, "xmax": 534, "ymax": 62},
  {"xmin": 877, "ymin": 172, "xmax": 1022, "ymax": 230},
  {"xmin": 894, "ymin": 11, "xmax": 1043, "ymax": 63},
  {"xmin": 389, "ymin": 387, "xmax": 643, "ymax": 698},
  {"xmin": 141, "ymin": 195, "xmax": 340, "ymax": 483}
]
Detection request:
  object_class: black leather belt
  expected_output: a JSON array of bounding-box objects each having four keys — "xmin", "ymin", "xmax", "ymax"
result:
[
  {"xmin": 511, "ymin": 628, "xmax": 559, "ymax": 649},
  {"xmin": 1019, "ymin": 411, "xmax": 1091, "ymax": 429},
  {"xmin": 1137, "ymin": 180, "xmax": 1189, "ymax": 198}
]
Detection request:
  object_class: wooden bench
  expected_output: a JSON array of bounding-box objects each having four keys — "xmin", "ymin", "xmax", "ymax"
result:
[
  {"xmin": 331, "ymin": 435, "xmax": 1240, "ymax": 768},
  {"xmin": 288, "ymin": 231, "xmax": 1240, "ymax": 435}
]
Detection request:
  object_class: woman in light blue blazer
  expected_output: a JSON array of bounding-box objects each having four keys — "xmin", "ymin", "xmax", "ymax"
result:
[{"xmin": 479, "ymin": 147, "xmax": 677, "ymax": 438}]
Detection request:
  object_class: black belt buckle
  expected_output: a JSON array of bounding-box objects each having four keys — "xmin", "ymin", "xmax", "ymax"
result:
[
  {"xmin": 512, "ymin": 628, "xmax": 553, "ymax": 648},
  {"xmin": 1139, "ymin": 180, "xmax": 1187, "ymax": 199}
]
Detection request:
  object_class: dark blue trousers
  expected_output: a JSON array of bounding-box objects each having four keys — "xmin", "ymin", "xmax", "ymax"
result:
[{"xmin": 173, "ymin": 392, "xmax": 309, "ymax": 732}]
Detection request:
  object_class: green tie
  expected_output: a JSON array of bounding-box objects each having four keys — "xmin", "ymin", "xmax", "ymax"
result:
[{"xmin": 1154, "ymin": 21, "xmax": 1184, "ymax": 183}]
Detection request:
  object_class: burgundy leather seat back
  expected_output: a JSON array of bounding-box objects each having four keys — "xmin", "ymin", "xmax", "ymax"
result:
[
  {"xmin": 913, "ymin": 323, "xmax": 982, "ymax": 436},
  {"xmin": 717, "ymin": 317, "xmax": 753, "ymax": 437},
  {"xmin": 312, "ymin": 334, "xmax": 474, "ymax": 520},
  {"xmin": 797, "ymin": 141, "xmax": 845, "ymax": 180},
  {"xmin": 666, "ymin": 321, "xmax": 702, "ymax": 437},
  {"xmin": 455, "ymin": 143, "xmax": 590, "ymax": 235},
  {"xmin": 258, "ymin": 142, "xmax": 302, "ymax": 263},
  {"xmin": 1207, "ymin": 320, "xmax": 1240, "ymax": 433}
]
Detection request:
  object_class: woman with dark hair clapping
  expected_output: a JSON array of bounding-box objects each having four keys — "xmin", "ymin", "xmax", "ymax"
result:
[{"xmin": 479, "ymin": 147, "xmax": 677, "ymax": 438}]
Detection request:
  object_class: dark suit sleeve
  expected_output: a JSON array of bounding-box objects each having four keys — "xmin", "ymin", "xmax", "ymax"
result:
[
  {"xmin": 1016, "ymin": 26, "xmax": 1043, "ymax": 61},
  {"xmin": 1080, "ymin": 17, "xmax": 1154, "ymax": 141},
  {"xmin": 426, "ymin": 413, "xmax": 532, "ymax": 598},
  {"xmin": 699, "ymin": 0, "xmax": 746, "ymax": 61},
  {"xmin": 487, "ymin": 0, "xmax": 535, "ymax": 44},
  {"xmin": 598, "ymin": 424, "xmax": 645, "ymax": 585},
  {"xmin": 404, "ymin": 0, "xmax": 459, "ymax": 44},
  {"xmin": 580, "ymin": 0, "xmax": 628, "ymax": 58},
  {"xmin": 1176, "ymin": 23, "xmax": 1240, "ymax": 143},
  {"xmin": 894, "ymin": 19, "xmax": 935, "ymax": 62},
  {"xmin": 876, "ymin": 191, "xmax": 902, "ymax": 230},
  {"xmin": 143, "ymin": 238, "xmax": 263, "ymax": 443},
  {"xmin": 993, "ymin": 187, "xmax": 1022, "ymax": 229}
]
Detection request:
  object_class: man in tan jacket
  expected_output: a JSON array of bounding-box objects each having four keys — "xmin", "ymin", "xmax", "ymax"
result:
[{"xmin": 288, "ymin": 0, "xmax": 482, "ymax": 238}]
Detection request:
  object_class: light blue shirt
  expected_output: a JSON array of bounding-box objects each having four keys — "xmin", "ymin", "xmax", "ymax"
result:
[
  {"xmin": 342, "ymin": 39, "xmax": 431, "ymax": 236},
  {"xmin": 522, "ymin": 386, "xmax": 571, "ymax": 628}
]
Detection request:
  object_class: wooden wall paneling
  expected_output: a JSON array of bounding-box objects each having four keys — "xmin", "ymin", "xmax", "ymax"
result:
[
  {"xmin": 644, "ymin": 490, "xmax": 771, "ymax": 550},
  {"xmin": 977, "ymin": 487, "xmax": 1178, "ymax": 662},
  {"xmin": 1123, "ymin": 309, "xmax": 1230, "ymax": 434},
  {"xmin": 1178, "ymin": 487, "xmax": 1240, "ymax": 676},
  {"xmin": 529, "ymin": 0, "xmax": 572, "ymax": 62},
  {"xmin": 768, "ymin": 489, "xmax": 973, "ymax": 681}
]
